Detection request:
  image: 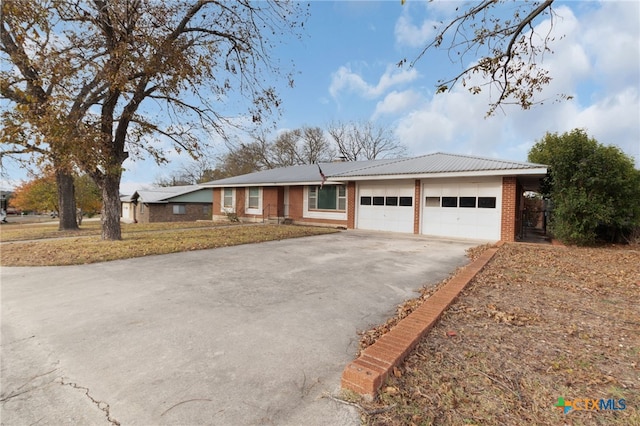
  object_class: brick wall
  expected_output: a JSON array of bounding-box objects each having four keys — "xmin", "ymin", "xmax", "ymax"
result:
[
  {"xmin": 212, "ymin": 188, "xmax": 221, "ymax": 214},
  {"xmin": 212, "ymin": 185, "xmax": 349, "ymax": 228},
  {"xmin": 288, "ymin": 186, "xmax": 304, "ymax": 221},
  {"xmin": 138, "ymin": 203, "xmax": 212, "ymax": 223},
  {"xmin": 501, "ymin": 176, "xmax": 517, "ymax": 241},
  {"xmin": 262, "ymin": 187, "xmax": 284, "ymax": 218}
]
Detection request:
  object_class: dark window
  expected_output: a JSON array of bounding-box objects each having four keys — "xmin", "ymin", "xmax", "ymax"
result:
[
  {"xmin": 360, "ymin": 196, "xmax": 372, "ymax": 205},
  {"xmin": 372, "ymin": 196, "xmax": 385, "ymax": 206},
  {"xmin": 425, "ymin": 197, "xmax": 440, "ymax": 207},
  {"xmin": 459, "ymin": 197, "xmax": 476, "ymax": 208},
  {"xmin": 478, "ymin": 197, "xmax": 497, "ymax": 208},
  {"xmin": 385, "ymin": 196, "xmax": 398, "ymax": 206},
  {"xmin": 399, "ymin": 197, "xmax": 413, "ymax": 207},
  {"xmin": 442, "ymin": 197, "xmax": 458, "ymax": 207},
  {"xmin": 309, "ymin": 185, "xmax": 346, "ymax": 211},
  {"xmin": 317, "ymin": 186, "xmax": 337, "ymax": 209}
]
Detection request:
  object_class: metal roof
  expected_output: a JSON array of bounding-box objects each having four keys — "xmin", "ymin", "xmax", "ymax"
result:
[
  {"xmin": 128, "ymin": 185, "xmax": 208, "ymax": 203},
  {"xmin": 201, "ymin": 153, "xmax": 547, "ymax": 187},
  {"xmin": 333, "ymin": 152, "xmax": 546, "ymax": 177},
  {"xmin": 201, "ymin": 159, "xmax": 398, "ymax": 187}
]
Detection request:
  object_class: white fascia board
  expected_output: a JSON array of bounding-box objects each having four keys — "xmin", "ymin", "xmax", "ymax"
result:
[
  {"xmin": 339, "ymin": 168, "xmax": 548, "ymax": 181},
  {"xmin": 205, "ymin": 181, "xmax": 339, "ymax": 188}
]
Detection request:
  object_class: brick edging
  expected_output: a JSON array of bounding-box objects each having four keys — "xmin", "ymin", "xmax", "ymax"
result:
[{"xmin": 340, "ymin": 242, "xmax": 503, "ymax": 399}]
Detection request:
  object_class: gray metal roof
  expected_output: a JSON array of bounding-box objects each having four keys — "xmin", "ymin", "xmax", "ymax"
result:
[
  {"xmin": 333, "ymin": 152, "xmax": 546, "ymax": 177},
  {"xmin": 201, "ymin": 159, "xmax": 398, "ymax": 187},
  {"xmin": 202, "ymin": 153, "xmax": 547, "ymax": 187},
  {"xmin": 129, "ymin": 185, "xmax": 208, "ymax": 203}
]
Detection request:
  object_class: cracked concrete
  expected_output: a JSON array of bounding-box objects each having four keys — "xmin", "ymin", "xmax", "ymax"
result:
[
  {"xmin": 1, "ymin": 230, "xmax": 478, "ymax": 425},
  {"xmin": 59, "ymin": 379, "xmax": 121, "ymax": 426}
]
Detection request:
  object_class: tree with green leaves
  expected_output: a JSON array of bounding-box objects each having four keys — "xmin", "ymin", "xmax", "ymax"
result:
[
  {"xmin": 528, "ymin": 129, "xmax": 640, "ymax": 245},
  {"xmin": 10, "ymin": 173, "xmax": 101, "ymax": 221},
  {"xmin": 1, "ymin": 0, "xmax": 306, "ymax": 240}
]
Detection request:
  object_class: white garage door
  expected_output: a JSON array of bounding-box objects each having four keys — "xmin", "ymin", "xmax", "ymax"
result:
[
  {"xmin": 422, "ymin": 178, "xmax": 502, "ymax": 240},
  {"xmin": 357, "ymin": 181, "xmax": 414, "ymax": 233}
]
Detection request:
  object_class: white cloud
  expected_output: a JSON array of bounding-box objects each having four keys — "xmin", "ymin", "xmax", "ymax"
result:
[
  {"xmin": 390, "ymin": 1, "xmax": 640, "ymax": 166},
  {"xmin": 329, "ymin": 65, "xmax": 419, "ymax": 100},
  {"xmin": 119, "ymin": 181, "xmax": 154, "ymax": 196},
  {"xmin": 372, "ymin": 89, "xmax": 423, "ymax": 118},
  {"xmin": 570, "ymin": 87, "xmax": 640, "ymax": 162},
  {"xmin": 581, "ymin": 1, "xmax": 640, "ymax": 88},
  {"xmin": 394, "ymin": 14, "xmax": 439, "ymax": 48}
]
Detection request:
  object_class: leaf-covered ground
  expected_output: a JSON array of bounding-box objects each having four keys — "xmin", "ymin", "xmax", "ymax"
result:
[
  {"xmin": 358, "ymin": 243, "xmax": 639, "ymax": 426},
  {"xmin": 0, "ymin": 224, "xmax": 337, "ymax": 266}
]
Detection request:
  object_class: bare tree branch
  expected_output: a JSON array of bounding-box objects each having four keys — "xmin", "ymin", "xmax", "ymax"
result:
[{"xmin": 404, "ymin": 0, "xmax": 560, "ymax": 115}]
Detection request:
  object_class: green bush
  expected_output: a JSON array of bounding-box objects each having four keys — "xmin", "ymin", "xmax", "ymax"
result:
[{"xmin": 529, "ymin": 129, "xmax": 640, "ymax": 245}]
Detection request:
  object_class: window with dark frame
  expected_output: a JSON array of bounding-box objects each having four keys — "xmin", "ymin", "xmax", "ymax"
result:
[
  {"xmin": 459, "ymin": 197, "xmax": 476, "ymax": 208},
  {"xmin": 478, "ymin": 197, "xmax": 497, "ymax": 208},
  {"xmin": 442, "ymin": 197, "xmax": 458, "ymax": 207},
  {"xmin": 372, "ymin": 196, "xmax": 384, "ymax": 206},
  {"xmin": 399, "ymin": 196, "xmax": 413, "ymax": 207},
  {"xmin": 385, "ymin": 196, "xmax": 398, "ymax": 206},
  {"xmin": 360, "ymin": 196, "xmax": 372, "ymax": 205}
]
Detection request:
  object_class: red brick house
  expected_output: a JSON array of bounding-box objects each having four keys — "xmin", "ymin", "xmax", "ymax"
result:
[
  {"xmin": 202, "ymin": 153, "xmax": 547, "ymax": 242},
  {"xmin": 121, "ymin": 185, "xmax": 213, "ymax": 223}
]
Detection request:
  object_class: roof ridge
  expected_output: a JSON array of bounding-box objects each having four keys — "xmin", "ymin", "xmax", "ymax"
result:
[
  {"xmin": 431, "ymin": 152, "xmax": 544, "ymax": 167},
  {"xmin": 329, "ymin": 156, "xmax": 414, "ymax": 177}
]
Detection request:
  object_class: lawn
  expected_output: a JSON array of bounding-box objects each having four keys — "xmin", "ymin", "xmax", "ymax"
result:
[
  {"xmin": 0, "ymin": 222, "xmax": 338, "ymax": 266},
  {"xmin": 0, "ymin": 220, "xmax": 221, "ymax": 242},
  {"xmin": 357, "ymin": 243, "xmax": 639, "ymax": 426}
]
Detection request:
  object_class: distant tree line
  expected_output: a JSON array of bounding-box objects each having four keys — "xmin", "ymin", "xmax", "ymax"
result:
[{"xmin": 154, "ymin": 120, "xmax": 408, "ymax": 186}]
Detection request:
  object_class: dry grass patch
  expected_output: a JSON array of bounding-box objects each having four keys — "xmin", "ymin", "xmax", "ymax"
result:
[
  {"xmin": 0, "ymin": 220, "xmax": 221, "ymax": 242},
  {"xmin": 358, "ymin": 243, "xmax": 639, "ymax": 426},
  {"xmin": 1, "ymin": 225, "xmax": 338, "ymax": 266}
]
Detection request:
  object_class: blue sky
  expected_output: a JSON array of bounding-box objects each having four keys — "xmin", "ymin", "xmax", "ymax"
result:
[{"xmin": 2, "ymin": 1, "xmax": 639, "ymax": 194}]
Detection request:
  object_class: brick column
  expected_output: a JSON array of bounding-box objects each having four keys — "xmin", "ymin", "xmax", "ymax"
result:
[
  {"xmin": 413, "ymin": 180, "xmax": 421, "ymax": 234},
  {"xmin": 212, "ymin": 188, "xmax": 221, "ymax": 214},
  {"xmin": 501, "ymin": 177, "xmax": 517, "ymax": 242},
  {"xmin": 347, "ymin": 181, "xmax": 356, "ymax": 229}
]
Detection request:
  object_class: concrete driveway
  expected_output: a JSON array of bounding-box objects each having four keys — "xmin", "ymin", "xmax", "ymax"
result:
[{"xmin": 1, "ymin": 230, "xmax": 478, "ymax": 425}]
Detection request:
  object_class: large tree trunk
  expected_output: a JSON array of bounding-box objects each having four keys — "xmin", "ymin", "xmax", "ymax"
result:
[
  {"xmin": 56, "ymin": 169, "xmax": 79, "ymax": 231},
  {"xmin": 100, "ymin": 173, "xmax": 122, "ymax": 240}
]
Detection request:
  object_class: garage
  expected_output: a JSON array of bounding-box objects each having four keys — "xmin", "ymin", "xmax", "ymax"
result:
[
  {"xmin": 421, "ymin": 177, "xmax": 502, "ymax": 240},
  {"xmin": 356, "ymin": 180, "xmax": 415, "ymax": 233}
]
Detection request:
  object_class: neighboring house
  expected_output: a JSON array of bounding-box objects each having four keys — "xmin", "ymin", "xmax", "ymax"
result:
[
  {"xmin": 202, "ymin": 153, "xmax": 548, "ymax": 242},
  {"xmin": 120, "ymin": 185, "xmax": 213, "ymax": 223}
]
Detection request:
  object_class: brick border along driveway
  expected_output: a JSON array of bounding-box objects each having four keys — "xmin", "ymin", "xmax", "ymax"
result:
[{"xmin": 341, "ymin": 242, "xmax": 501, "ymax": 398}]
